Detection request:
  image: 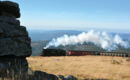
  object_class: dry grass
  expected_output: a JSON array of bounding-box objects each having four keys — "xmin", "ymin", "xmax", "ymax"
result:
[{"xmin": 27, "ymin": 56, "xmax": 130, "ymax": 80}]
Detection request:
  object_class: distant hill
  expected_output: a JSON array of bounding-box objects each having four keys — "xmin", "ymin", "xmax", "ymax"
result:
[
  {"xmin": 28, "ymin": 30, "xmax": 130, "ymax": 41},
  {"xmin": 31, "ymin": 40, "xmax": 49, "ymax": 56},
  {"xmin": 28, "ymin": 30, "xmax": 82, "ymax": 41}
]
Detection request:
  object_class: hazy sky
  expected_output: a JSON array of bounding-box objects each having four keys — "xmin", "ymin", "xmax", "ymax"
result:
[{"xmin": 11, "ymin": 0, "xmax": 130, "ymax": 33}]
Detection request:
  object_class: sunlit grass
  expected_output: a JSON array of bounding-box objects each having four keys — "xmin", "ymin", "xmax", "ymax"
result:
[{"xmin": 27, "ymin": 56, "xmax": 130, "ymax": 80}]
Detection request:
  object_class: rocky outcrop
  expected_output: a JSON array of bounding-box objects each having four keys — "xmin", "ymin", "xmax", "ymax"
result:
[
  {"xmin": 0, "ymin": 2, "xmax": 31, "ymax": 57},
  {"xmin": 0, "ymin": 1, "xmax": 31, "ymax": 79},
  {"xmin": 0, "ymin": 57, "xmax": 28, "ymax": 79},
  {"xmin": 30, "ymin": 71, "xmax": 58, "ymax": 80},
  {"xmin": 28, "ymin": 70, "xmax": 78, "ymax": 80},
  {"xmin": 0, "ymin": 1, "xmax": 20, "ymax": 18}
]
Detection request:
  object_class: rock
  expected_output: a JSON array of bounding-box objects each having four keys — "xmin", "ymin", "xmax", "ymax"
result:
[
  {"xmin": 65, "ymin": 75, "xmax": 78, "ymax": 80},
  {"xmin": 33, "ymin": 71, "xmax": 58, "ymax": 80},
  {"xmin": 0, "ymin": 1, "xmax": 20, "ymax": 18},
  {"xmin": 28, "ymin": 68, "xmax": 34, "ymax": 75},
  {"xmin": 0, "ymin": 57, "xmax": 28, "ymax": 78},
  {"xmin": 57, "ymin": 75, "xmax": 78, "ymax": 80},
  {"xmin": 58, "ymin": 75, "xmax": 65, "ymax": 80},
  {"xmin": 0, "ymin": 1, "xmax": 32, "ymax": 79},
  {"xmin": 0, "ymin": 18, "xmax": 31, "ymax": 57},
  {"xmin": 0, "ymin": 4, "xmax": 31, "ymax": 57},
  {"xmin": 0, "ymin": 16, "xmax": 20, "ymax": 25},
  {"xmin": 47, "ymin": 73, "xmax": 59, "ymax": 80},
  {"xmin": 0, "ymin": 21, "xmax": 28, "ymax": 38},
  {"xmin": 0, "ymin": 37, "xmax": 31, "ymax": 57},
  {"xmin": 0, "ymin": 62, "xmax": 8, "ymax": 74}
]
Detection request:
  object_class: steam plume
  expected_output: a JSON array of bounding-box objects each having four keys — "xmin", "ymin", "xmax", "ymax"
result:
[{"xmin": 45, "ymin": 30, "xmax": 129, "ymax": 50}]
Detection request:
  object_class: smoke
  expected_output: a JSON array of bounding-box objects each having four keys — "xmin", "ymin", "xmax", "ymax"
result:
[{"xmin": 44, "ymin": 30, "xmax": 129, "ymax": 50}]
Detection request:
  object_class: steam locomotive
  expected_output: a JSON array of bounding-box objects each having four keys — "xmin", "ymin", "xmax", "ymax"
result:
[
  {"xmin": 40, "ymin": 49, "xmax": 66, "ymax": 56},
  {"xmin": 40, "ymin": 48, "xmax": 130, "ymax": 57}
]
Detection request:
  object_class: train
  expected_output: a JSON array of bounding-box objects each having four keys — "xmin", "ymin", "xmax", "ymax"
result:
[
  {"xmin": 40, "ymin": 49, "xmax": 66, "ymax": 56},
  {"xmin": 40, "ymin": 48, "xmax": 130, "ymax": 57}
]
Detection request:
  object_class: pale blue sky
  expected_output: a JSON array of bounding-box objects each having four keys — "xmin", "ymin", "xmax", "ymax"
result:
[{"xmin": 11, "ymin": 0, "xmax": 130, "ymax": 33}]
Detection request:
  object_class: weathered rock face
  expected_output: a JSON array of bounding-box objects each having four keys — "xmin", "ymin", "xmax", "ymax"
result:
[
  {"xmin": 32, "ymin": 71, "xmax": 58, "ymax": 80},
  {"xmin": 0, "ymin": 1, "xmax": 32, "ymax": 57},
  {"xmin": 0, "ymin": 1, "xmax": 20, "ymax": 18},
  {"xmin": 0, "ymin": 57, "xmax": 28, "ymax": 78},
  {"xmin": 0, "ymin": 1, "xmax": 31, "ymax": 79}
]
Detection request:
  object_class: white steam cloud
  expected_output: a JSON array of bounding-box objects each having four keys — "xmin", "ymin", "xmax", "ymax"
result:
[{"xmin": 45, "ymin": 30, "xmax": 129, "ymax": 50}]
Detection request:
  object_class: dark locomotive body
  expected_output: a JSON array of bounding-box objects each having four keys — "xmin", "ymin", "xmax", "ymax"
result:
[{"xmin": 41, "ymin": 49, "xmax": 66, "ymax": 56}]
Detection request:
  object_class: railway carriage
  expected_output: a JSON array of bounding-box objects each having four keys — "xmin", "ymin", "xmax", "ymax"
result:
[{"xmin": 68, "ymin": 50, "xmax": 100, "ymax": 56}]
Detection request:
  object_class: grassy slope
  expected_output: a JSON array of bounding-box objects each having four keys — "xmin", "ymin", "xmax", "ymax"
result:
[{"xmin": 27, "ymin": 56, "xmax": 130, "ymax": 80}]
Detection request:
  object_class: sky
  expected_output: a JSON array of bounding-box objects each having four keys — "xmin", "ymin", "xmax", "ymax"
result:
[{"xmin": 10, "ymin": 0, "xmax": 130, "ymax": 33}]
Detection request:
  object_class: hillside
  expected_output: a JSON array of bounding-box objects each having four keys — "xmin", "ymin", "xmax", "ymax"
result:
[{"xmin": 27, "ymin": 56, "xmax": 130, "ymax": 80}]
